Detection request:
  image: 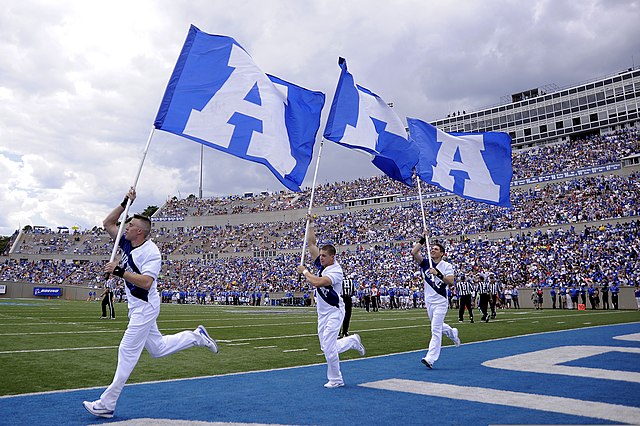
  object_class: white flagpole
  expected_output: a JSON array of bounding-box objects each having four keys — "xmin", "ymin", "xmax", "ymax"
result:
[
  {"xmin": 107, "ymin": 127, "xmax": 156, "ymax": 264},
  {"xmin": 415, "ymin": 171, "xmax": 433, "ymax": 269},
  {"xmin": 300, "ymin": 139, "xmax": 324, "ymax": 266}
]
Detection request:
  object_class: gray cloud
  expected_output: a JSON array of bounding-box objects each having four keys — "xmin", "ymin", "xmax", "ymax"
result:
[{"xmin": 1, "ymin": 0, "xmax": 639, "ymax": 235}]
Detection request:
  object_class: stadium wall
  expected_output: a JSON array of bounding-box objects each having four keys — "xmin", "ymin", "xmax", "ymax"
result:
[
  {"xmin": 1, "ymin": 281, "xmax": 638, "ymax": 310},
  {"xmin": 0, "ymin": 281, "xmax": 95, "ymax": 300}
]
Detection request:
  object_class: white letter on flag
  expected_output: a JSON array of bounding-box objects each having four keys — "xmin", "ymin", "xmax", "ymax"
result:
[
  {"xmin": 342, "ymin": 89, "xmax": 408, "ymax": 153},
  {"xmin": 431, "ymin": 129, "xmax": 500, "ymax": 203},
  {"xmin": 183, "ymin": 44, "xmax": 294, "ymax": 177}
]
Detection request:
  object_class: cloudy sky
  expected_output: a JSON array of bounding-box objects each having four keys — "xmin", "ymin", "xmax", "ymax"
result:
[{"xmin": 1, "ymin": 0, "xmax": 639, "ymax": 236}]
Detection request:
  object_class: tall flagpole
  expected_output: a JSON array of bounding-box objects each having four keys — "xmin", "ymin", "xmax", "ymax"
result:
[
  {"xmin": 199, "ymin": 144, "xmax": 204, "ymax": 199},
  {"xmin": 415, "ymin": 171, "xmax": 433, "ymax": 269},
  {"xmin": 300, "ymin": 139, "xmax": 324, "ymax": 266},
  {"xmin": 107, "ymin": 127, "xmax": 156, "ymax": 265}
]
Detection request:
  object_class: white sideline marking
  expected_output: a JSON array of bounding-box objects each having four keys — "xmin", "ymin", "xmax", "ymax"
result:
[
  {"xmin": 359, "ymin": 378, "xmax": 640, "ymax": 424},
  {"xmin": 107, "ymin": 419, "xmax": 291, "ymax": 426},
  {"xmin": 282, "ymin": 348, "xmax": 307, "ymax": 353},
  {"xmin": 483, "ymin": 346, "xmax": 640, "ymax": 383},
  {"xmin": 614, "ymin": 333, "xmax": 640, "ymax": 342},
  {"xmin": 226, "ymin": 343, "xmax": 250, "ymax": 346},
  {"xmin": 254, "ymin": 346, "xmax": 277, "ymax": 349},
  {"xmin": 0, "ymin": 345, "xmax": 117, "ymax": 354}
]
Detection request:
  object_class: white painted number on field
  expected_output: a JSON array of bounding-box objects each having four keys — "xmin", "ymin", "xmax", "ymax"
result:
[
  {"xmin": 361, "ymin": 339, "xmax": 640, "ymax": 423},
  {"xmin": 613, "ymin": 333, "xmax": 640, "ymax": 342},
  {"xmin": 359, "ymin": 379, "xmax": 640, "ymax": 424},
  {"xmin": 482, "ymin": 345, "xmax": 640, "ymax": 383}
]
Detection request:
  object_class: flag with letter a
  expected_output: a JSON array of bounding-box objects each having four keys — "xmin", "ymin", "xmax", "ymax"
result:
[
  {"xmin": 154, "ymin": 25, "xmax": 325, "ymax": 192},
  {"xmin": 323, "ymin": 58, "xmax": 418, "ymax": 186},
  {"xmin": 407, "ymin": 118, "xmax": 513, "ymax": 207}
]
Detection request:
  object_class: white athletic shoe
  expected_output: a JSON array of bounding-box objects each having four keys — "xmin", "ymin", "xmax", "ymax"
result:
[
  {"xmin": 83, "ymin": 400, "xmax": 114, "ymax": 419},
  {"xmin": 352, "ymin": 333, "xmax": 366, "ymax": 356},
  {"xmin": 452, "ymin": 328, "xmax": 461, "ymax": 347},
  {"xmin": 323, "ymin": 381, "xmax": 344, "ymax": 388},
  {"xmin": 421, "ymin": 357, "xmax": 433, "ymax": 369},
  {"xmin": 196, "ymin": 325, "xmax": 218, "ymax": 354}
]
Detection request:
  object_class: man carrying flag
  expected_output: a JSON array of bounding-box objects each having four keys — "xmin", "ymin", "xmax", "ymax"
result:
[
  {"xmin": 411, "ymin": 233, "xmax": 460, "ymax": 369},
  {"xmin": 297, "ymin": 219, "xmax": 366, "ymax": 388},
  {"xmin": 84, "ymin": 24, "xmax": 326, "ymax": 418},
  {"xmin": 83, "ymin": 188, "xmax": 219, "ymax": 419},
  {"xmin": 406, "ymin": 118, "xmax": 512, "ymax": 362}
]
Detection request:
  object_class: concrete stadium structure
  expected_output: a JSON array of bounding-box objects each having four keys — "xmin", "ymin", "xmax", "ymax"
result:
[
  {"xmin": 433, "ymin": 67, "xmax": 640, "ymax": 149},
  {"xmin": 2, "ymin": 68, "xmax": 639, "ymax": 307}
]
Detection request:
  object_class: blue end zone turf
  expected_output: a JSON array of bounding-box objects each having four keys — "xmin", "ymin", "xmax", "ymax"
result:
[{"xmin": 1, "ymin": 322, "xmax": 638, "ymax": 425}]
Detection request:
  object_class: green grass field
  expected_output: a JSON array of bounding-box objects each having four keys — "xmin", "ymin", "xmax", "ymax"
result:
[{"xmin": 0, "ymin": 299, "xmax": 637, "ymax": 397}]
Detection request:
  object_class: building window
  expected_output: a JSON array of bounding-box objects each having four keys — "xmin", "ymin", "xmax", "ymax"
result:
[{"xmin": 572, "ymin": 117, "xmax": 581, "ymax": 126}]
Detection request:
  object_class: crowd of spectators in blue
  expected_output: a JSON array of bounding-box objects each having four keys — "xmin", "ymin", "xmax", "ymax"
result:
[
  {"xmin": 154, "ymin": 128, "xmax": 639, "ymax": 217},
  {"xmin": 12, "ymin": 171, "xmax": 639, "ymax": 257},
  {"xmin": 1, "ymin": 127, "xmax": 639, "ymax": 309}
]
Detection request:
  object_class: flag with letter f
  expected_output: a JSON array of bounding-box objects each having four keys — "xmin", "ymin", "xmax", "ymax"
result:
[
  {"xmin": 407, "ymin": 118, "xmax": 513, "ymax": 207},
  {"xmin": 323, "ymin": 58, "xmax": 418, "ymax": 186},
  {"xmin": 154, "ymin": 25, "xmax": 325, "ymax": 192}
]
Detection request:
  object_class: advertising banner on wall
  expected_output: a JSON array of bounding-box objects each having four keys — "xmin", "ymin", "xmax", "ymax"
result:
[{"xmin": 33, "ymin": 287, "xmax": 62, "ymax": 297}]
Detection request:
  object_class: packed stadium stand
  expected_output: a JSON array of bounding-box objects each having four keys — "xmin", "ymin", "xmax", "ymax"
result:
[{"xmin": 2, "ymin": 68, "xmax": 639, "ymax": 307}]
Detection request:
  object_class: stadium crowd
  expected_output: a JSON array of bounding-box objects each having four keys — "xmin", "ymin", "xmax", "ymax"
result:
[
  {"xmin": 13, "ymin": 170, "xmax": 638, "ymax": 257},
  {"xmin": 2, "ymin": 127, "xmax": 639, "ymax": 310},
  {"xmin": 154, "ymin": 128, "xmax": 639, "ymax": 218}
]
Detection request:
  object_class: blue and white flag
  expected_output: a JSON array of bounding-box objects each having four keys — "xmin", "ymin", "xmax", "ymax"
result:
[
  {"xmin": 407, "ymin": 118, "xmax": 513, "ymax": 207},
  {"xmin": 323, "ymin": 58, "xmax": 418, "ymax": 186},
  {"xmin": 154, "ymin": 25, "xmax": 325, "ymax": 192}
]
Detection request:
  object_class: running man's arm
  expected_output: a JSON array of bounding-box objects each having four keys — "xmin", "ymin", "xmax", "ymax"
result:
[{"xmin": 103, "ymin": 187, "xmax": 136, "ymax": 239}]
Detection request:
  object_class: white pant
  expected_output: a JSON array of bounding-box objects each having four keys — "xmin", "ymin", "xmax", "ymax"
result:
[
  {"xmin": 100, "ymin": 303, "xmax": 203, "ymax": 410},
  {"xmin": 318, "ymin": 307, "xmax": 359, "ymax": 383},
  {"xmin": 424, "ymin": 302, "xmax": 455, "ymax": 365}
]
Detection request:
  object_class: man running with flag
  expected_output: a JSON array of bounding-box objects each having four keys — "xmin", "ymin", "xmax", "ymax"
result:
[
  {"xmin": 83, "ymin": 188, "xmax": 219, "ymax": 419},
  {"xmin": 411, "ymin": 233, "xmax": 460, "ymax": 369},
  {"xmin": 297, "ymin": 218, "xmax": 365, "ymax": 388}
]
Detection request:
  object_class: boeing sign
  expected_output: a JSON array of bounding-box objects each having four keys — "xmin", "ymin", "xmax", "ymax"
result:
[{"xmin": 33, "ymin": 287, "xmax": 62, "ymax": 297}]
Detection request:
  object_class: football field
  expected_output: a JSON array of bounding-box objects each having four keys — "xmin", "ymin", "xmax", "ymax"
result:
[{"xmin": 0, "ymin": 299, "xmax": 638, "ymax": 424}]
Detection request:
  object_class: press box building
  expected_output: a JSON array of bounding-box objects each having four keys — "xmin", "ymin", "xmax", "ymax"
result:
[{"xmin": 431, "ymin": 67, "xmax": 640, "ymax": 150}]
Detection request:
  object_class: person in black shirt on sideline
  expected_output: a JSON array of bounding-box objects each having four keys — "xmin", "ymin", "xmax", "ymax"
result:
[
  {"xmin": 478, "ymin": 275, "xmax": 492, "ymax": 322},
  {"xmin": 340, "ymin": 275, "xmax": 355, "ymax": 337},
  {"xmin": 100, "ymin": 283, "xmax": 115, "ymax": 320},
  {"xmin": 456, "ymin": 274, "xmax": 474, "ymax": 323}
]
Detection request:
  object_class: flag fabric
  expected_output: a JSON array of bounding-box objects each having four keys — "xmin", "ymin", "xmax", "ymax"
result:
[
  {"xmin": 407, "ymin": 118, "xmax": 513, "ymax": 207},
  {"xmin": 154, "ymin": 25, "xmax": 325, "ymax": 192},
  {"xmin": 323, "ymin": 58, "xmax": 418, "ymax": 186}
]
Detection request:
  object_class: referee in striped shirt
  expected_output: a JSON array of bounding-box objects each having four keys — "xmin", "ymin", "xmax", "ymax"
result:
[
  {"xmin": 478, "ymin": 275, "xmax": 492, "ymax": 322},
  {"xmin": 456, "ymin": 275, "xmax": 474, "ymax": 323}
]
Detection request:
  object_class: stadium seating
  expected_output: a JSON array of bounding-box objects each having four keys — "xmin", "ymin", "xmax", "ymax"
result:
[{"xmin": 1, "ymin": 128, "xmax": 638, "ymax": 305}]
